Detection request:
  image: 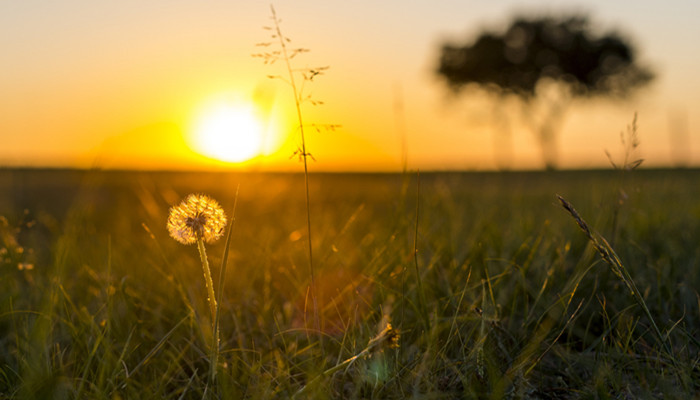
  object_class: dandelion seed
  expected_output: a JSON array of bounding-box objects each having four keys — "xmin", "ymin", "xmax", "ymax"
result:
[{"xmin": 167, "ymin": 194, "xmax": 227, "ymax": 245}]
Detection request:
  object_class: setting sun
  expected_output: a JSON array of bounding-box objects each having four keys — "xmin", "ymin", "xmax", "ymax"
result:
[{"xmin": 190, "ymin": 102, "xmax": 266, "ymax": 163}]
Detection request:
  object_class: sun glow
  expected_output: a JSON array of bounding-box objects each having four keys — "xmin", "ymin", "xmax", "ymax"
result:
[{"xmin": 190, "ymin": 101, "xmax": 267, "ymax": 163}]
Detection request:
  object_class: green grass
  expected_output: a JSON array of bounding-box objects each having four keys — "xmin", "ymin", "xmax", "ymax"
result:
[{"xmin": 0, "ymin": 168, "xmax": 699, "ymax": 398}]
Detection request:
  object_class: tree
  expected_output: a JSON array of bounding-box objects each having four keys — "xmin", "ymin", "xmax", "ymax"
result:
[{"xmin": 437, "ymin": 15, "xmax": 654, "ymax": 169}]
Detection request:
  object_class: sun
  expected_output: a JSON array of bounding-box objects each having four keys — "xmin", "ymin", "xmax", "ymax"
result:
[{"xmin": 190, "ymin": 102, "xmax": 266, "ymax": 163}]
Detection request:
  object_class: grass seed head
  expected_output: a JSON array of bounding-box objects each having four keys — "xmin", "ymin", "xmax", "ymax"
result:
[{"xmin": 167, "ymin": 194, "xmax": 227, "ymax": 245}]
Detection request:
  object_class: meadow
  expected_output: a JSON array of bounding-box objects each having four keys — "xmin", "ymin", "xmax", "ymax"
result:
[{"xmin": 0, "ymin": 168, "xmax": 698, "ymax": 399}]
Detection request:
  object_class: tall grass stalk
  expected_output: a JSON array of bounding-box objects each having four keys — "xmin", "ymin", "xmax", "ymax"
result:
[
  {"xmin": 213, "ymin": 184, "xmax": 239, "ymax": 381},
  {"xmin": 605, "ymin": 112, "xmax": 643, "ymax": 246},
  {"xmin": 266, "ymin": 5, "xmax": 319, "ymax": 333},
  {"xmin": 557, "ymin": 195, "xmax": 683, "ymax": 381},
  {"xmin": 413, "ymin": 171, "xmax": 429, "ymax": 330}
]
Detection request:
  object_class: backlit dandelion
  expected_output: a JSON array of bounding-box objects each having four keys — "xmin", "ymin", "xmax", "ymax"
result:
[
  {"xmin": 167, "ymin": 193, "xmax": 229, "ymax": 382},
  {"xmin": 167, "ymin": 194, "xmax": 227, "ymax": 245}
]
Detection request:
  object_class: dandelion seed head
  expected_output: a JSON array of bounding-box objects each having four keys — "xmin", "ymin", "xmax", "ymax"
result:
[{"xmin": 167, "ymin": 194, "xmax": 227, "ymax": 245}]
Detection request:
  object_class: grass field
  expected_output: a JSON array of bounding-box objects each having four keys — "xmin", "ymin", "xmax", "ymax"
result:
[{"xmin": 0, "ymin": 168, "xmax": 698, "ymax": 399}]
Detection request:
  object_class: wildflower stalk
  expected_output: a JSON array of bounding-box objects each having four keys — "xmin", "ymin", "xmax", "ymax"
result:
[{"xmin": 269, "ymin": 5, "xmax": 319, "ymax": 334}]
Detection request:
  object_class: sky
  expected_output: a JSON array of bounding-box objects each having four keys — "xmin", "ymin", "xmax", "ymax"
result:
[{"xmin": 1, "ymin": 0, "xmax": 699, "ymax": 171}]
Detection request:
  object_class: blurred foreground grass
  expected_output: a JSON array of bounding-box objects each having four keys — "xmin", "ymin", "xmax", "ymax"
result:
[{"xmin": 0, "ymin": 169, "xmax": 698, "ymax": 398}]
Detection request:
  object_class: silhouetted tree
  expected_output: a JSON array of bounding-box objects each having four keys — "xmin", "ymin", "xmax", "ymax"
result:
[{"xmin": 437, "ymin": 15, "xmax": 654, "ymax": 169}]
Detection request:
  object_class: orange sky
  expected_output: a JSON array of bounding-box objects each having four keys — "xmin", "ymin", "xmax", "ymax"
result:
[{"xmin": 1, "ymin": 1, "xmax": 699, "ymax": 171}]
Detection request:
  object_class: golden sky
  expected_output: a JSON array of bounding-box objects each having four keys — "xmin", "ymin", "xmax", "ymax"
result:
[{"xmin": 1, "ymin": 0, "xmax": 698, "ymax": 171}]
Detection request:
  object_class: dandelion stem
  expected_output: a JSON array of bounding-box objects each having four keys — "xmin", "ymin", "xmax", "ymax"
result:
[
  {"xmin": 196, "ymin": 237, "xmax": 219, "ymax": 381},
  {"xmin": 196, "ymin": 237, "xmax": 218, "ymax": 325}
]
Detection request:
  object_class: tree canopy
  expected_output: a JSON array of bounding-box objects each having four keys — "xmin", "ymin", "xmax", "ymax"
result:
[{"xmin": 437, "ymin": 15, "xmax": 654, "ymax": 99}]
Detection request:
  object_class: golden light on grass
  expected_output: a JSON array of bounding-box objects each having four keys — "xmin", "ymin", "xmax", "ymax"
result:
[{"xmin": 189, "ymin": 100, "xmax": 267, "ymax": 163}]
